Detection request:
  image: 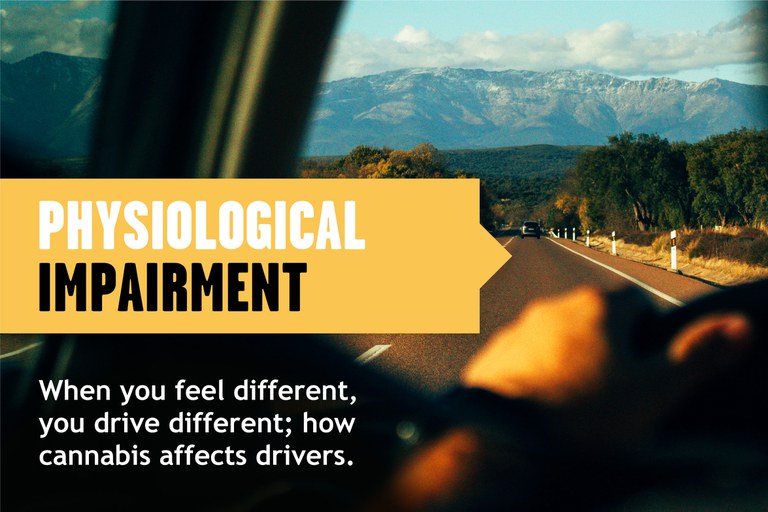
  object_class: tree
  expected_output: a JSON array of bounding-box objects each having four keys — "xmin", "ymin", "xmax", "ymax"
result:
[
  {"xmin": 715, "ymin": 129, "xmax": 768, "ymax": 225},
  {"xmin": 688, "ymin": 138, "xmax": 731, "ymax": 226},
  {"xmin": 341, "ymin": 145, "xmax": 392, "ymax": 169},
  {"xmin": 688, "ymin": 128, "xmax": 768, "ymax": 226},
  {"xmin": 572, "ymin": 132, "xmax": 689, "ymax": 231}
]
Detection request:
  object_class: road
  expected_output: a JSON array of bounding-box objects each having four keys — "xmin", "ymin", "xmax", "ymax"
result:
[
  {"xmin": 334, "ymin": 230, "xmax": 718, "ymax": 394},
  {"xmin": 1, "ymin": 231, "xmax": 719, "ymax": 394}
]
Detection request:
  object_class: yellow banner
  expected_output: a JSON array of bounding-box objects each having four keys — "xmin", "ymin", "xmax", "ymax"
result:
[{"xmin": 0, "ymin": 179, "xmax": 510, "ymax": 333}]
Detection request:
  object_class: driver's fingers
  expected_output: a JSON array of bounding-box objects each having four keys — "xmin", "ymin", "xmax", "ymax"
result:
[
  {"xmin": 667, "ymin": 313, "xmax": 752, "ymax": 380},
  {"xmin": 632, "ymin": 314, "xmax": 753, "ymax": 422}
]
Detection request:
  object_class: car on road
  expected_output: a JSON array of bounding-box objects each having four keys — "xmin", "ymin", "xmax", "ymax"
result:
[{"xmin": 520, "ymin": 221, "xmax": 541, "ymax": 239}]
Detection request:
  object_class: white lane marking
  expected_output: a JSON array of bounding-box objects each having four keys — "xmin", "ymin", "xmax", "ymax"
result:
[
  {"xmin": 503, "ymin": 237, "xmax": 516, "ymax": 248},
  {"xmin": 0, "ymin": 342, "xmax": 42, "ymax": 360},
  {"xmin": 546, "ymin": 238, "xmax": 685, "ymax": 307},
  {"xmin": 356, "ymin": 344, "xmax": 391, "ymax": 364}
]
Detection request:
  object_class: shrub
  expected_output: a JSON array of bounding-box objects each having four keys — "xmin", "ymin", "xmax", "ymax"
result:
[{"xmin": 746, "ymin": 237, "xmax": 768, "ymax": 266}]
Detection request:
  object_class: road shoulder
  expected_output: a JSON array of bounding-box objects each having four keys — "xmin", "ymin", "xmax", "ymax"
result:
[{"xmin": 547, "ymin": 237, "xmax": 717, "ymax": 304}]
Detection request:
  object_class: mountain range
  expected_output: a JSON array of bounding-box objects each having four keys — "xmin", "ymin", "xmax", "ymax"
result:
[
  {"xmin": 2, "ymin": 52, "xmax": 766, "ymax": 158},
  {"xmin": 1, "ymin": 52, "xmax": 104, "ymax": 158},
  {"xmin": 305, "ymin": 67, "xmax": 768, "ymax": 155}
]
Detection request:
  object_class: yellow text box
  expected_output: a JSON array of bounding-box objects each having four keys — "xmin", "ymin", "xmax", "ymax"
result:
[{"xmin": 0, "ymin": 179, "xmax": 510, "ymax": 333}]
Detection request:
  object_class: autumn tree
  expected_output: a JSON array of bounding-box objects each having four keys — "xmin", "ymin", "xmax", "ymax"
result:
[
  {"xmin": 342, "ymin": 145, "xmax": 392, "ymax": 168},
  {"xmin": 299, "ymin": 143, "xmax": 498, "ymax": 230}
]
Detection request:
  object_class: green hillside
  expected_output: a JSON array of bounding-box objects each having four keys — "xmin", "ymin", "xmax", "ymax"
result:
[
  {"xmin": 299, "ymin": 144, "xmax": 594, "ymax": 227},
  {"xmin": 442, "ymin": 144, "xmax": 594, "ymax": 178}
]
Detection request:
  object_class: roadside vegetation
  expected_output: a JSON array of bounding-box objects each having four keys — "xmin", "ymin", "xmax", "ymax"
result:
[
  {"xmin": 551, "ymin": 128, "xmax": 768, "ymax": 233},
  {"xmin": 21, "ymin": 130, "xmax": 767, "ymax": 283},
  {"xmin": 301, "ymin": 128, "xmax": 768, "ymax": 282},
  {"xmin": 299, "ymin": 143, "xmax": 575, "ymax": 231},
  {"xmin": 298, "ymin": 143, "xmax": 500, "ymax": 230},
  {"xmin": 584, "ymin": 227, "xmax": 768, "ymax": 286},
  {"xmin": 547, "ymin": 127, "xmax": 768, "ymax": 281}
]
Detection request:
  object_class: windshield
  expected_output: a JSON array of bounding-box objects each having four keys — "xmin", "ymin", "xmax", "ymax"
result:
[{"xmin": 1, "ymin": 3, "xmax": 767, "ymax": 512}]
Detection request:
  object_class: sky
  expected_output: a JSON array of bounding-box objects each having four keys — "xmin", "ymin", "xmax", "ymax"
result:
[
  {"xmin": 326, "ymin": 1, "xmax": 768, "ymax": 84},
  {"xmin": 0, "ymin": 1, "xmax": 115, "ymax": 63},
  {"xmin": 1, "ymin": 1, "xmax": 766, "ymax": 85}
]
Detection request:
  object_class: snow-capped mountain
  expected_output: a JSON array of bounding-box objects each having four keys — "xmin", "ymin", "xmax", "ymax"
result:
[
  {"xmin": 304, "ymin": 67, "xmax": 767, "ymax": 155},
  {"xmin": 1, "ymin": 53, "xmax": 765, "ymax": 158}
]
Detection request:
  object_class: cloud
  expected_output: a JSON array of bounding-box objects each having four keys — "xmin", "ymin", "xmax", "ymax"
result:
[
  {"xmin": 324, "ymin": 8, "xmax": 768, "ymax": 82},
  {"xmin": 394, "ymin": 25, "xmax": 433, "ymax": 44},
  {"xmin": 0, "ymin": 2, "xmax": 114, "ymax": 63}
]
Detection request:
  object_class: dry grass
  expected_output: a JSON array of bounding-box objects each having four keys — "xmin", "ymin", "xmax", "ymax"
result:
[{"xmin": 585, "ymin": 226, "xmax": 768, "ymax": 286}]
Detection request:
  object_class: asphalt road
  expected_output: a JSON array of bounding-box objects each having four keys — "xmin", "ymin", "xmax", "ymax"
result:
[{"xmin": 334, "ymin": 230, "xmax": 718, "ymax": 394}]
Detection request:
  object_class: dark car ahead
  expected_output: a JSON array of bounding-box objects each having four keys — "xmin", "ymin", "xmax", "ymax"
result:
[{"xmin": 520, "ymin": 221, "xmax": 541, "ymax": 239}]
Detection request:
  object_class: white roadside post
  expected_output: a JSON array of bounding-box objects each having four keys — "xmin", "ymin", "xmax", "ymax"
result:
[
  {"xmin": 571, "ymin": 227, "xmax": 575, "ymax": 241},
  {"xmin": 586, "ymin": 229, "xmax": 590, "ymax": 247},
  {"xmin": 670, "ymin": 230, "xmax": 678, "ymax": 271},
  {"xmin": 611, "ymin": 231, "xmax": 616, "ymax": 255}
]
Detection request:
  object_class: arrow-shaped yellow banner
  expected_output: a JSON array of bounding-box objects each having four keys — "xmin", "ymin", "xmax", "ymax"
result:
[{"xmin": 0, "ymin": 179, "xmax": 510, "ymax": 333}]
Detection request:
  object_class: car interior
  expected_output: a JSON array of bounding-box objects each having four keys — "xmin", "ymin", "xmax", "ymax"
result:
[{"xmin": 2, "ymin": 2, "xmax": 768, "ymax": 511}]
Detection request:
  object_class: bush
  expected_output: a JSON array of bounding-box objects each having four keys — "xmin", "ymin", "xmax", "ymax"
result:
[
  {"xmin": 621, "ymin": 232, "xmax": 658, "ymax": 247},
  {"xmin": 746, "ymin": 237, "xmax": 768, "ymax": 266},
  {"xmin": 610, "ymin": 227, "xmax": 768, "ymax": 268}
]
